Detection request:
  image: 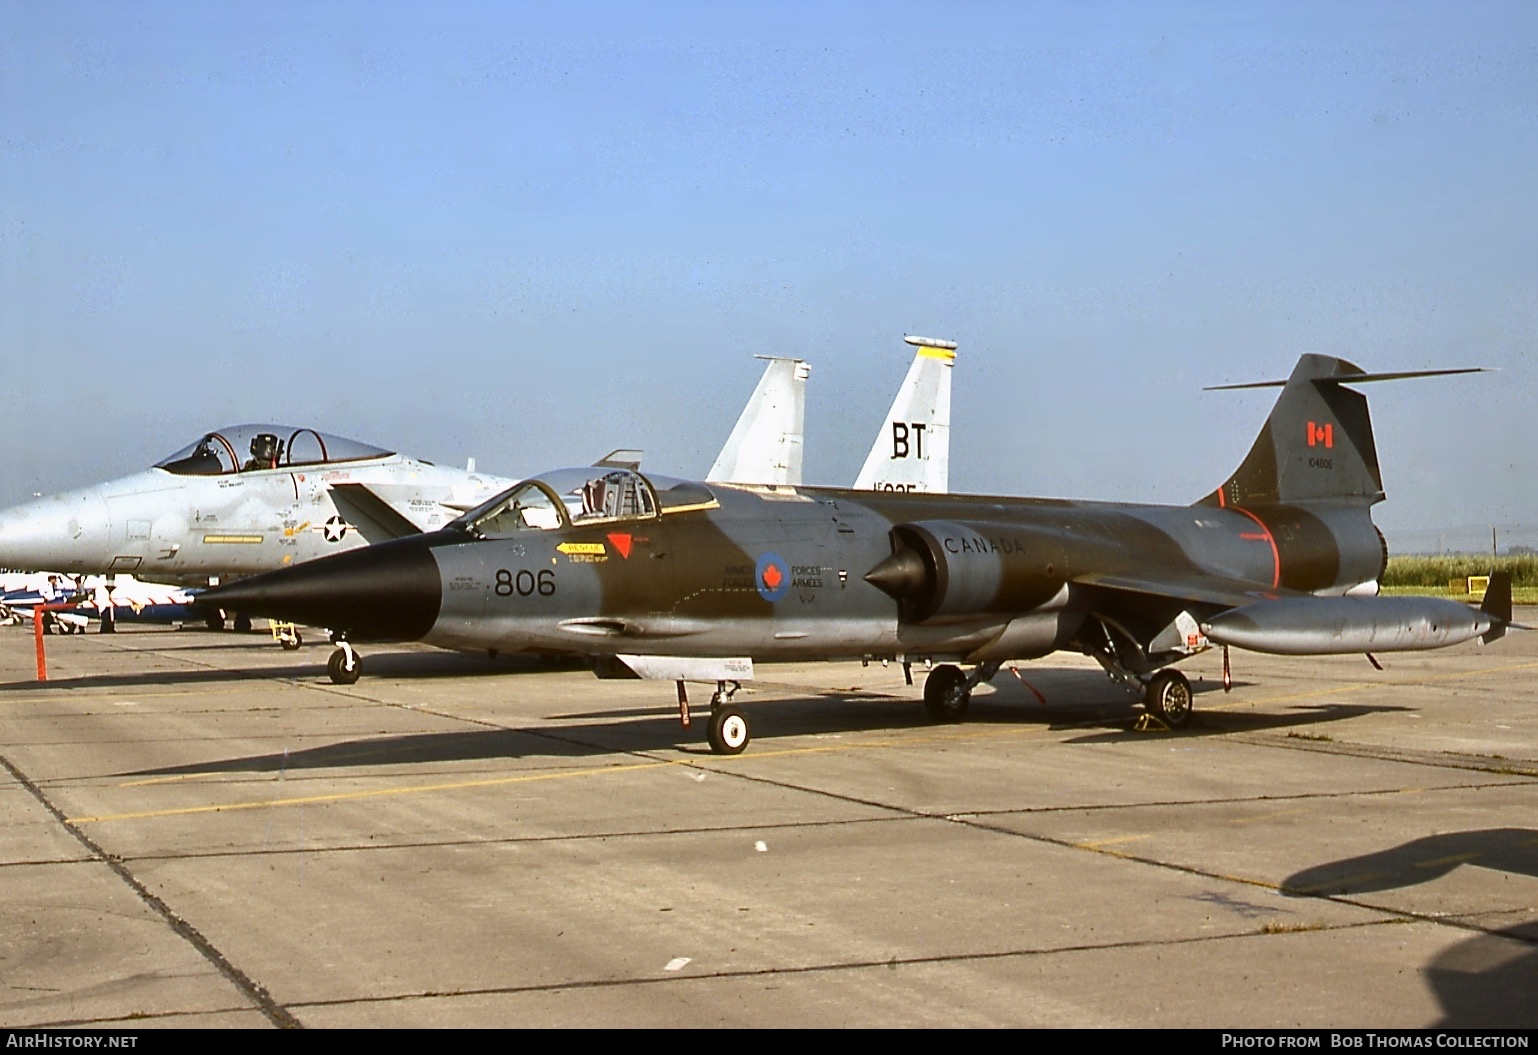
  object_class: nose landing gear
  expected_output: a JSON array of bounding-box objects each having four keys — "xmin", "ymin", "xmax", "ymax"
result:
[
  {"xmin": 327, "ymin": 640, "xmax": 362, "ymax": 684},
  {"xmin": 705, "ymin": 680, "xmax": 747, "ymax": 755}
]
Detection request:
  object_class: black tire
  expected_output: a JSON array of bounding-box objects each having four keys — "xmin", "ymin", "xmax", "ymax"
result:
[
  {"xmin": 707, "ymin": 707, "xmax": 750, "ymax": 755},
  {"xmin": 327, "ymin": 648, "xmax": 362, "ymax": 685},
  {"xmin": 204, "ymin": 613, "xmax": 225, "ymax": 632},
  {"xmin": 923, "ymin": 664, "xmax": 971, "ymax": 723},
  {"xmin": 280, "ymin": 632, "xmax": 302, "ymax": 651},
  {"xmin": 1144, "ymin": 670, "xmax": 1193, "ymax": 729},
  {"xmin": 233, "ymin": 614, "xmax": 253, "ymax": 633}
]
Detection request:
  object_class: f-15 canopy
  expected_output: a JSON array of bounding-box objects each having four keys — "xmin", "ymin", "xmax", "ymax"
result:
[{"xmin": 155, "ymin": 425, "xmax": 394, "ymax": 476}]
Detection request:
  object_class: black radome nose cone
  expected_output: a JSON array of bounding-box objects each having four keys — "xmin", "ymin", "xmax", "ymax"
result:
[
  {"xmin": 864, "ymin": 547, "xmax": 927, "ymax": 601},
  {"xmin": 195, "ymin": 536, "xmax": 442, "ymax": 641}
]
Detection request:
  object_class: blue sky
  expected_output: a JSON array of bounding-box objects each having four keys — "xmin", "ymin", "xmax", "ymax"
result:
[{"xmin": 4, "ymin": 1, "xmax": 1535, "ymax": 552}]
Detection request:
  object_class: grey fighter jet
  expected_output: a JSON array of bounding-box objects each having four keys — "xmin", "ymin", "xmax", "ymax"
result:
[
  {"xmin": 201, "ymin": 354, "xmax": 1514, "ymax": 754},
  {"xmin": 0, "ymin": 425, "xmax": 516, "ymax": 618}
]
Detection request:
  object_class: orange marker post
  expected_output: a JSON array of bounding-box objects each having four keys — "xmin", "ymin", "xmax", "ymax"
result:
[
  {"xmin": 34, "ymin": 604, "xmax": 48, "ymax": 681},
  {"xmin": 32, "ymin": 603, "xmax": 73, "ymax": 681}
]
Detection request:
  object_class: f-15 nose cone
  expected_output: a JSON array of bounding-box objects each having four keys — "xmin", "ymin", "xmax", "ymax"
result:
[
  {"xmin": 195, "ymin": 535, "xmax": 443, "ymax": 640},
  {"xmin": 0, "ymin": 489, "xmax": 113, "ymax": 573}
]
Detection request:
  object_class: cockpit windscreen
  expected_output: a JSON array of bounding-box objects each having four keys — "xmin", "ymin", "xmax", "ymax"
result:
[{"xmin": 155, "ymin": 425, "xmax": 393, "ymax": 476}]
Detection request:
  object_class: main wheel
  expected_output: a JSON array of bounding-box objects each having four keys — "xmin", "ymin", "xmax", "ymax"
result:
[
  {"xmin": 923, "ymin": 664, "xmax": 971, "ymax": 723},
  {"xmin": 1144, "ymin": 670, "xmax": 1193, "ymax": 729},
  {"xmin": 327, "ymin": 647, "xmax": 362, "ymax": 685},
  {"xmin": 233, "ymin": 614, "xmax": 253, "ymax": 633},
  {"xmin": 707, "ymin": 707, "xmax": 750, "ymax": 755},
  {"xmin": 204, "ymin": 612, "xmax": 225, "ymax": 632}
]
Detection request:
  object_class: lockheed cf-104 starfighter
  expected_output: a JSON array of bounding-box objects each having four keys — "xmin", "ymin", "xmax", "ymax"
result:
[{"xmin": 197, "ymin": 354, "xmax": 1513, "ymax": 754}]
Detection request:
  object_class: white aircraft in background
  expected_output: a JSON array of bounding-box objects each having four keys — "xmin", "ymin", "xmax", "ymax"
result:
[
  {"xmin": 707, "ymin": 334, "xmax": 957, "ymax": 491},
  {"xmin": 1, "ymin": 573, "xmax": 198, "ymax": 633}
]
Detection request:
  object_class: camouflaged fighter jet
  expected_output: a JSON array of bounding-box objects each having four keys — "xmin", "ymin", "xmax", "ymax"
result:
[{"xmin": 197, "ymin": 354, "xmax": 1515, "ymax": 755}]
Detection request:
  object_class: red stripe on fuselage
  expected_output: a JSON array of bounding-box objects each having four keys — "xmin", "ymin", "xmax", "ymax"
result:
[{"xmin": 1232, "ymin": 507, "xmax": 1281, "ymax": 589}]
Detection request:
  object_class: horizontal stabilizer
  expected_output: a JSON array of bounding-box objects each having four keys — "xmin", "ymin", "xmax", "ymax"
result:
[
  {"xmin": 1206, "ymin": 366, "xmax": 1485, "ymax": 391},
  {"xmin": 329, "ymin": 483, "xmax": 426, "ymax": 543},
  {"xmin": 594, "ymin": 449, "xmax": 643, "ymax": 470}
]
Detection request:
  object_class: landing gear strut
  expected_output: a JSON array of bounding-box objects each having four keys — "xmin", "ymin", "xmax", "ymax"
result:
[{"xmin": 327, "ymin": 640, "xmax": 361, "ymax": 685}]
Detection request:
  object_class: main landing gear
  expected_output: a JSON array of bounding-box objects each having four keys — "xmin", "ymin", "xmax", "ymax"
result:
[
  {"xmin": 1142, "ymin": 669, "xmax": 1193, "ymax": 728},
  {"xmin": 921, "ymin": 662, "xmax": 1002, "ymax": 723},
  {"xmin": 327, "ymin": 640, "xmax": 362, "ymax": 685},
  {"xmin": 1081, "ymin": 622, "xmax": 1197, "ymax": 730}
]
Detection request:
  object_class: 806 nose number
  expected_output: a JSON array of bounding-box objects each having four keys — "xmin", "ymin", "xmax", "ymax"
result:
[{"xmin": 495, "ymin": 568, "xmax": 556, "ymax": 597}]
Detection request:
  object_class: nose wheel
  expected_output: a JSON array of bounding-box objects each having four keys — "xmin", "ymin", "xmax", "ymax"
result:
[
  {"xmin": 704, "ymin": 681, "xmax": 749, "ymax": 755},
  {"xmin": 327, "ymin": 642, "xmax": 362, "ymax": 685},
  {"xmin": 707, "ymin": 707, "xmax": 749, "ymax": 754}
]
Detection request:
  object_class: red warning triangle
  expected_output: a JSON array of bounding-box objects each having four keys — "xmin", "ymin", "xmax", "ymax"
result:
[{"xmin": 607, "ymin": 532, "xmax": 633, "ymax": 559}]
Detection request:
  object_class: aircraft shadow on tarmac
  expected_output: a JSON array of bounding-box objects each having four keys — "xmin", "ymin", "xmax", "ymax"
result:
[
  {"xmin": 1281, "ymin": 828, "xmax": 1538, "ymax": 898},
  {"xmin": 117, "ymin": 664, "xmax": 1402, "ymax": 781},
  {"xmin": 0, "ymin": 649, "xmax": 561, "ymax": 692},
  {"xmin": 1281, "ymin": 830, "xmax": 1538, "ymax": 1028}
]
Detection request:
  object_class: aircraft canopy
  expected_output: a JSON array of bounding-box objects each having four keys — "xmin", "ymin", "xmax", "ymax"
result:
[
  {"xmin": 453, "ymin": 468, "xmax": 717, "ymax": 538},
  {"xmin": 155, "ymin": 426, "xmax": 394, "ymax": 476}
]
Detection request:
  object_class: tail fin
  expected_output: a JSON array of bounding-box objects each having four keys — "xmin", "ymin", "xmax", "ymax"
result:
[
  {"xmin": 1198, "ymin": 355, "xmax": 1482, "ymax": 509},
  {"xmin": 854, "ymin": 335, "xmax": 955, "ymax": 493},
  {"xmin": 1480, "ymin": 571, "xmax": 1513, "ymax": 643},
  {"xmin": 706, "ymin": 356, "xmax": 809, "ymax": 487}
]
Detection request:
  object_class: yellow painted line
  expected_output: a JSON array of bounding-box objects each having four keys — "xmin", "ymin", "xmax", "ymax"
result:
[
  {"xmin": 120, "ymin": 773, "xmax": 223, "ymax": 788},
  {"xmin": 71, "ymin": 758, "xmax": 684, "ymax": 824},
  {"xmin": 75, "ymin": 723, "xmax": 1044, "ymax": 825},
  {"xmin": 0, "ymin": 687, "xmax": 243, "ymax": 705},
  {"xmin": 201, "ymin": 534, "xmax": 264, "ymax": 544},
  {"xmin": 1229, "ymin": 806, "xmax": 1317, "ymax": 825},
  {"xmin": 918, "ymin": 346, "xmax": 957, "ymax": 361},
  {"xmin": 1414, "ymin": 853, "xmax": 1479, "ymax": 870},
  {"xmin": 1078, "ymin": 834, "xmax": 1150, "ymax": 849},
  {"xmin": 1285, "ymin": 871, "xmax": 1386, "ymax": 894}
]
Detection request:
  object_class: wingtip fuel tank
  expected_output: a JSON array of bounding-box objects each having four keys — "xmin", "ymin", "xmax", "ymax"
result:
[{"xmin": 1201, "ymin": 593, "xmax": 1496, "ymax": 655}]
